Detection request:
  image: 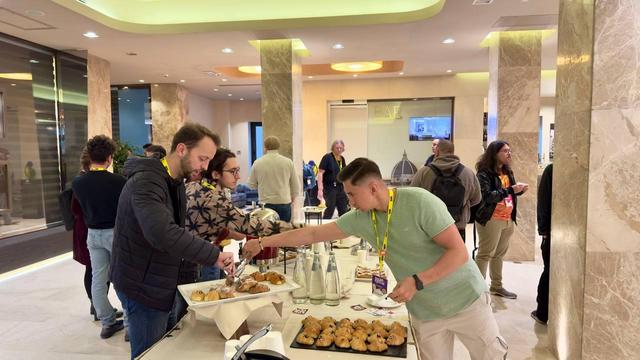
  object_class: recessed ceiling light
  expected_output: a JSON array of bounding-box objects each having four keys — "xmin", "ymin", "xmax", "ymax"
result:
[
  {"xmin": 123, "ymin": 86, "xmax": 129, "ymax": 90},
  {"xmin": 332, "ymin": 43, "xmax": 344, "ymax": 50},
  {"xmin": 0, "ymin": 73, "xmax": 33, "ymax": 80},
  {"xmin": 332, "ymin": 61, "xmax": 382, "ymax": 72},
  {"xmin": 25, "ymin": 9, "xmax": 45, "ymax": 17},
  {"xmin": 126, "ymin": 52, "xmax": 138, "ymax": 56},
  {"xmin": 221, "ymin": 48, "xmax": 234, "ymax": 54},
  {"xmin": 442, "ymin": 38, "xmax": 455, "ymax": 44},
  {"xmin": 153, "ymin": 84, "xmax": 159, "ymax": 87},
  {"xmin": 352, "ymin": 74, "xmax": 358, "ymax": 77},
  {"xmin": 83, "ymin": 31, "xmax": 99, "ymax": 38},
  {"xmin": 179, "ymin": 79, "xmax": 185, "ymax": 83},
  {"xmin": 238, "ymin": 66, "xmax": 262, "ymax": 74},
  {"xmin": 163, "ymin": 74, "xmax": 169, "ymax": 78},
  {"xmin": 307, "ymin": 76, "xmax": 313, "ymax": 79},
  {"xmin": 138, "ymin": 79, "xmax": 145, "ymax": 83},
  {"xmin": 222, "ymin": 78, "xmax": 228, "ymax": 82},
  {"xmin": 126, "ymin": 99, "xmax": 131, "ymax": 102},
  {"xmin": 240, "ymin": 98, "xmax": 244, "ymax": 101},
  {"xmin": 446, "ymin": 69, "xmax": 453, "ymax": 73},
  {"xmin": 213, "ymin": 88, "xmax": 219, "ymax": 92},
  {"xmin": 228, "ymin": 93, "xmax": 232, "ymax": 97},
  {"xmin": 399, "ymin": 72, "xmax": 404, "ymax": 75},
  {"xmin": 29, "ymin": 59, "xmax": 39, "ymax": 64},
  {"xmin": 10, "ymin": 83, "xmax": 16, "ymax": 87}
]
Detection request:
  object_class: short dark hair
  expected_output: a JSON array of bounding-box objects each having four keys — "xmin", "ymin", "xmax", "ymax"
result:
[
  {"xmin": 438, "ymin": 140, "xmax": 454, "ymax": 155},
  {"xmin": 146, "ymin": 144, "xmax": 166, "ymax": 158},
  {"xmin": 203, "ymin": 148, "xmax": 236, "ymax": 181},
  {"xmin": 142, "ymin": 143, "xmax": 153, "ymax": 150},
  {"xmin": 170, "ymin": 123, "xmax": 221, "ymax": 152},
  {"xmin": 86, "ymin": 135, "xmax": 116, "ymax": 163},
  {"xmin": 337, "ymin": 157, "xmax": 381, "ymax": 185}
]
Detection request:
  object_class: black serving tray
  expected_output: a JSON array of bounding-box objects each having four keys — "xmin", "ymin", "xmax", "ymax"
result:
[{"xmin": 289, "ymin": 325, "xmax": 407, "ymax": 358}]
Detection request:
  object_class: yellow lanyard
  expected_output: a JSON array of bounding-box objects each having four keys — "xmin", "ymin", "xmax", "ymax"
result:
[
  {"xmin": 201, "ymin": 179, "xmax": 216, "ymax": 191},
  {"xmin": 334, "ymin": 155, "xmax": 343, "ymax": 171},
  {"xmin": 89, "ymin": 167, "xmax": 107, "ymax": 171},
  {"xmin": 160, "ymin": 157, "xmax": 172, "ymax": 177},
  {"xmin": 371, "ymin": 188, "xmax": 395, "ymax": 272}
]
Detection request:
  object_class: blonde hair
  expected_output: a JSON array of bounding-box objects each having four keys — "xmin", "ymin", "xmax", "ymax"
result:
[{"xmin": 264, "ymin": 136, "xmax": 281, "ymax": 150}]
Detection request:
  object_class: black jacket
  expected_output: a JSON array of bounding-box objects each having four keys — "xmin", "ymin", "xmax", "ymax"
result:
[
  {"xmin": 537, "ymin": 164, "xmax": 553, "ymax": 236},
  {"xmin": 474, "ymin": 169, "xmax": 521, "ymax": 225},
  {"xmin": 110, "ymin": 157, "xmax": 220, "ymax": 311}
]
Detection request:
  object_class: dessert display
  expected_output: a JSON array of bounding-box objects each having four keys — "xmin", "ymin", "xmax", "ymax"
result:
[
  {"xmin": 355, "ymin": 265, "xmax": 386, "ymax": 281},
  {"xmin": 188, "ymin": 271, "xmax": 288, "ymax": 303},
  {"xmin": 292, "ymin": 315, "xmax": 408, "ymax": 357}
]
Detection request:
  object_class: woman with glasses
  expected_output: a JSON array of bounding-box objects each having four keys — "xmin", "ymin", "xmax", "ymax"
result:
[
  {"xmin": 185, "ymin": 148, "xmax": 301, "ymax": 281},
  {"xmin": 473, "ymin": 140, "xmax": 529, "ymax": 300}
]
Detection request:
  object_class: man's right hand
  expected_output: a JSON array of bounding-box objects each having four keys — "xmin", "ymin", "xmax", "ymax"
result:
[{"xmin": 215, "ymin": 252, "xmax": 235, "ymax": 274}]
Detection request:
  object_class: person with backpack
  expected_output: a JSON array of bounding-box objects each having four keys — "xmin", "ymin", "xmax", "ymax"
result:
[{"xmin": 411, "ymin": 140, "xmax": 481, "ymax": 242}]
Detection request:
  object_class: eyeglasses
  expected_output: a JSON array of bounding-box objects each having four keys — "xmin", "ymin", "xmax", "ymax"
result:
[
  {"xmin": 222, "ymin": 167, "xmax": 241, "ymax": 176},
  {"xmin": 500, "ymin": 149, "xmax": 512, "ymax": 154}
]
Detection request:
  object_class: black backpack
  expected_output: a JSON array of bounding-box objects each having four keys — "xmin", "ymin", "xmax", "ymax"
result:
[{"xmin": 428, "ymin": 164, "xmax": 465, "ymax": 222}]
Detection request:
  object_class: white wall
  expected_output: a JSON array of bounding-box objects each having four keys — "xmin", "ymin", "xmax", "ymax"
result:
[
  {"xmin": 540, "ymin": 97, "xmax": 556, "ymax": 166},
  {"xmin": 188, "ymin": 91, "xmax": 215, "ymax": 128}
]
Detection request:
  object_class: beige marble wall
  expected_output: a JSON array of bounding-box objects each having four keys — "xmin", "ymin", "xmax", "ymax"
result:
[
  {"xmin": 551, "ymin": 1, "xmax": 640, "ymax": 359},
  {"xmin": 87, "ymin": 54, "xmax": 112, "ymax": 138},
  {"xmin": 151, "ymin": 84, "xmax": 189, "ymax": 151},
  {"xmin": 488, "ymin": 31, "xmax": 541, "ymax": 261}
]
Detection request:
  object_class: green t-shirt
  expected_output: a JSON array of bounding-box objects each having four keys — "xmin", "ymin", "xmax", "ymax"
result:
[{"xmin": 336, "ymin": 187, "xmax": 487, "ymax": 320}]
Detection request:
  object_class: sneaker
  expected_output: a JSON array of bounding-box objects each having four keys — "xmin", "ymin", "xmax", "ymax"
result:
[
  {"xmin": 531, "ymin": 311, "xmax": 547, "ymax": 325},
  {"xmin": 490, "ymin": 287, "xmax": 517, "ymax": 299},
  {"xmin": 93, "ymin": 308, "xmax": 123, "ymax": 321},
  {"xmin": 100, "ymin": 320, "xmax": 124, "ymax": 339}
]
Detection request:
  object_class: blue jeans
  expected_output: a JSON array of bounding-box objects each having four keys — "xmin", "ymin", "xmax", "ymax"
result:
[
  {"xmin": 117, "ymin": 291, "xmax": 170, "ymax": 360},
  {"xmin": 265, "ymin": 203, "xmax": 292, "ymax": 222},
  {"xmin": 167, "ymin": 291, "xmax": 187, "ymax": 331},
  {"xmin": 200, "ymin": 265, "xmax": 224, "ymax": 281},
  {"xmin": 87, "ymin": 228, "xmax": 120, "ymax": 327}
]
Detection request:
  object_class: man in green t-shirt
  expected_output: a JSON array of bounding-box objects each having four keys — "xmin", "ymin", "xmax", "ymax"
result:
[{"xmin": 243, "ymin": 158, "xmax": 507, "ymax": 359}]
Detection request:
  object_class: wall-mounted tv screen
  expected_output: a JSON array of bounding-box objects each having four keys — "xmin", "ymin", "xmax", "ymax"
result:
[{"xmin": 409, "ymin": 116, "xmax": 452, "ymax": 141}]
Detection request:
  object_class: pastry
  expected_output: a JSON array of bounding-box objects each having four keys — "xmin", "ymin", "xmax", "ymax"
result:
[
  {"xmin": 321, "ymin": 327, "xmax": 334, "ymax": 336},
  {"xmin": 190, "ymin": 290, "xmax": 205, "ymax": 301},
  {"xmin": 386, "ymin": 332, "xmax": 405, "ymax": 346},
  {"xmin": 268, "ymin": 273, "xmax": 285, "ymax": 285},
  {"xmin": 368, "ymin": 334, "xmax": 385, "ymax": 344},
  {"xmin": 334, "ymin": 336, "xmax": 351, "ymax": 349},
  {"xmin": 368, "ymin": 341, "xmax": 389, "ymax": 352},
  {"xmin": 218, "ymin": 286, "xmax": 235, "ymax": 299},
  {"xmin": 237, "ymin": 279, "xmax": 258, "ymax": 292},
  {"xmin": 204, "ymin": 290, "xmax": 220, "ymax": 301},
  {"xmin": 352, "ymin": 329, "xmax": 368, "ymax": 341},
  {"xmin": 248, "ymin": 283, "xmax": 270, "ymax": 294},
  {"xmin": 322, "ymin": 316, "xmax": 336, "ymax": 323},
  {"xmin": 353, "ymin": 319, "xmax": 369, "ymax": 329},
  {"xmin": 315, "ymin": 333, "xmax": 334, "ymax": 347},
  {"xmin": 320, "ymin": 317, "xmax": 336, "ymax": 330},
  {"xmin": 302, "ymin": 316, "xmax": 320, "ymax": 326},
  {"xmin": 389, "ymin": 323, "xmax": 407, "ymax": 338},
  {"xmin": 372, "ymin": 326, "xmax": 388, "ymax": 338},
  {"xmin": 296, "ymin": 332, "xmax": 315, "ymax": 345},
  {"xmin": 334, "ymin": 327, "xmax": 353, "ymax": 339},
  {"xmin": 337, "ymin": 318, "xmax": 352, "ymax": 328},
  {"xmin": 250, "ymin": 271, "xmax": 266, "ymax": 282},
  {"xmin": 350, "ymin": 338, "xmax": 367, "ymax": 352},
  {"xmin": 225, "ymin": 276, "xmax": 235, "ymax": 286}
]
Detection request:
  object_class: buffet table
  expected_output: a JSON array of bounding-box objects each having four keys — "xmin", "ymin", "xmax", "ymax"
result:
[{"xmin": 139, "ymin": 243, "xmax": 419, "ymax": 359}]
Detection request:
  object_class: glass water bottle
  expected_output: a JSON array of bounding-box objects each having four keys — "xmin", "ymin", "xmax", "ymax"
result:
[
  {"xmin": 308, "ymin": 251, "xmax": 325, "ymax": 305},
  {"xmin": 291, "ymin": 248, "xmax": 308, "ymax": 304},
  {"xmin": 324, "ymin": 251, "xmax": 341, "ymax": 306}
]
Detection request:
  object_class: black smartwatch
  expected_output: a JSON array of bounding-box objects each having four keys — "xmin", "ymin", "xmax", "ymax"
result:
[{"xmin": 412, "ymin": 274, "xmax": 424, "ymax": 291}]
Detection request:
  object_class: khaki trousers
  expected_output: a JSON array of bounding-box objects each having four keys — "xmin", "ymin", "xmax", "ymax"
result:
[
  {"xmin": 475, "ymin": 219, "xmax": 514, "ymax": 290},
  {"xmin": 411, "ymin": 293, "xmax": 507, "ymax": 360}
]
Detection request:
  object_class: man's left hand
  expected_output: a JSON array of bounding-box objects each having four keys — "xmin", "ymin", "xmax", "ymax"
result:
[{"xmin": 388, "ymin": 276, "xmax": 419, "ymax": 303}]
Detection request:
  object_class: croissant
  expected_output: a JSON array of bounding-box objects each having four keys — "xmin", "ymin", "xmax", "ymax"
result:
[{"xmin": 296, "ymin": 332, "xmax": 315, "ymax": 345}]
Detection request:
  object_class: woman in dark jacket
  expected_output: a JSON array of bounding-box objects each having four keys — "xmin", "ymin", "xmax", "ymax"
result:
[{"xmin": 474, "ymin": 140, "xmax": 529, "ymax": 299}]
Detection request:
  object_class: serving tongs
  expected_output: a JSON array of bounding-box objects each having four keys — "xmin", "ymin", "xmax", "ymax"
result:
[
  {"xmin": 227, "ymin": 258, "xmax": 249, "ymax": 287},
  {"xmin": 231, "ymin": 324, "xmax": 272, "ymax": 360}
]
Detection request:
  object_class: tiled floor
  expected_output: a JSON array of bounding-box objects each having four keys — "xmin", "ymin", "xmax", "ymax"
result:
[{"xmin": 0, "ymin": 228, "xmax": 556, "ymax": 359}]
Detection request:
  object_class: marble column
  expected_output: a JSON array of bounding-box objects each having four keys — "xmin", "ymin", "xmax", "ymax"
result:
[
  {"xmin": 487, "ymin": 31, "xmax": 541, "ymax": 261},
  {"xmin": 549, "ymin": 1, "xmax": 640, "ymax": 359},
  {"xmin": 87, "ymin": 54, "xmax": 112, "ymax": 138},
  {"xmin": 150, "ymin": 84, "xmax": 189, "ymax": 151}
]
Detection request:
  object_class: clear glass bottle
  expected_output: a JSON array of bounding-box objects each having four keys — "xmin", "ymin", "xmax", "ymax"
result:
[
  {"xmin": 324, "ymin": 251, "xmax": 341, "ymax": 306},
  {"xmin": 308, "ymin": 251, "xmax": 325, "ymax": 305},
  {"xmin": 291, "ymin": 248, "xmax": 308, "ymax": 304}
]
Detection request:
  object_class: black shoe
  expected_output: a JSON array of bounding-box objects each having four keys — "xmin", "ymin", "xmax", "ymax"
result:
[
  {"xmin": 114, "ymin": 309, "xmax": 123, "ymax": 318},
  {"xmin": 124, "ymin": 329, "xmax": 130, "ymax": 342},
  {"xmin": 490, "ymin": 287, "xmax": 518, "ymax": 299},
  {"xmin": 100, "ymin": 319, "xmax": 124, "ymax": 339},
  {"xmin": 531, "ymin": 311, "xmax": 547, "ymax": 325}
]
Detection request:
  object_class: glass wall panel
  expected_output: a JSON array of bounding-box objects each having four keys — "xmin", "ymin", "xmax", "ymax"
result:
[
  {"xmin": 0, "ymin": 34, "xmax": 87, "ymax": 239},
  {"xmin": 112, "ymin": 85, "xmax": 151, "ymax": 153},
  {"xmin": 367, "ymin": 98, "xmax": 454, "ymax": 179}
]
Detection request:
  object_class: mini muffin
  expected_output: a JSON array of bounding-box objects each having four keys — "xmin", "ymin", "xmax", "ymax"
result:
[{"xmin": 190, "ymin": 290, "xmax": 205, "ymax": 301}]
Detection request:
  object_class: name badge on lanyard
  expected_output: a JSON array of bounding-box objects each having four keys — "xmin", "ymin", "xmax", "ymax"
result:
[{"xmin": 370, "ymin": 188, "xmax": 395, "ymax": 295}]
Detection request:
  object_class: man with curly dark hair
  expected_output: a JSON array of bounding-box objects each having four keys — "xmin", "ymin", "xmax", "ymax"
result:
[{"xmin": 72, "ymin": 135, "xmax": 127, "ymax": 339}]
